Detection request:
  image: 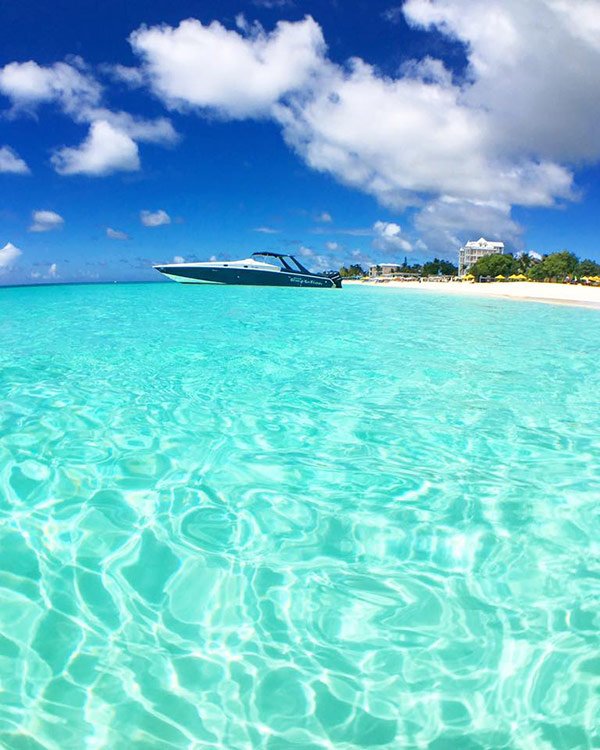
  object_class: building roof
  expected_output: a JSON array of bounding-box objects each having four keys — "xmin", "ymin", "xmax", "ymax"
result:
[
  {"xmin": 462, "ymin": 237, "xmax": 504, "ymax": 249},
  {"xmin": 369, "ymin": 262, "xmax": 406, "ymax": 268}
]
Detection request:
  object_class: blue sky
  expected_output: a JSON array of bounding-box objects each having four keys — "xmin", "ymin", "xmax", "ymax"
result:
[{"xmin": 1, "ymin": 0, "xmax": 599, "ymax": 284}]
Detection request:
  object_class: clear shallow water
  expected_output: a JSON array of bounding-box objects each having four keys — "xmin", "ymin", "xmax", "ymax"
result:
[{"xmin": 0, "ymin": 282, "xmax": 598, "ymax": 750}]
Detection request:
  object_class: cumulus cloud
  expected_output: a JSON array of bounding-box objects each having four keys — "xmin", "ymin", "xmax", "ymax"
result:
[
  {"xmin": 4, "ymin": 5, "xmax": 598, "ymax": 247},
  {"xmin": 373, "ymin": 221, "xmax": 413, "ymax": 253},
  {"xmin": 0, "ymin": 146, "xmax": 30, "ymax": 174},
  {"xmin": 0, "ymin": 59, "xmax": 101, "ymax": 115},
  {"xmin": 317, "ymin": 211, "xmax": 332, "ymax": 222},
  {"xmin": 29, "ymin": 210, "xmax": 64, "ymax": 232},
  {"xmin": 276, "ymin": 57, "xmax": 573, "ymax": 213},
  {"xmin": 403, "ymin": 0, "xmax": 600, "ymax": 162},
  {"xmin": 103, "ymin": 64, "xmax": 145, "ymax": 87},
  {"xmin": 51, "ymin": 120, "xmax": 140, "ymax": 176},
  {"xmin": 30, "ymin": 262, "xmax": 59, "ymax": 281},
  {"xmin": 0, "ymin": 60, "xmax": 176, "ymax": 142},
  {"xmin": 124, "ymin": 8, "xmax": 600, "ymax": 249},
  {"xmin": 414, "ymin": 197, "xmax": 523, "ymax": 252},
  {"xmin": 0, "ymin": 59, "xmax": 177, "ymax": 174},
  {"xmin": 107, "ymin": 227, "xmax": 130, "ymax": 240},
  {"xmin": 140, "ymin": 209, "xmax": 171, "ymax": 227},
  {"xmin": 173, "ymin": 255, "xmax": 185, "ymax": 263},
  {"xmin": 549, "ymin": 0, "xmax": 600, "ymax": 52},
  {"xmin": 326, "ymin": 241, "xmax": 340, "ymax": 251},
  {"xmin": 82, "ymin": 109, "xmax": 178, "ymax": 145},
  {"xmin": 129, "ymin": 16, "xmax": 326, "ymax": 118},
  {"xmin": 254, "ymin": 226, "xmax": 280, "ymax": 233},
  {"xmin": 0, "ymin": 242, "xmax": 22, "ymax": 272}
]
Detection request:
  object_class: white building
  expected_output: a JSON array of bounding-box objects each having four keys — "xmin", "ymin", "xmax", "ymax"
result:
[{"xmin": 458, "ymin": 237, "xmax": 505, "ymax": 276}]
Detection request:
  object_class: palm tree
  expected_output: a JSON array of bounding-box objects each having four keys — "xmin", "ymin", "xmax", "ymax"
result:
[{"xmin": 517, "ymin": 252, "xmax": 534, "ymax": 274}]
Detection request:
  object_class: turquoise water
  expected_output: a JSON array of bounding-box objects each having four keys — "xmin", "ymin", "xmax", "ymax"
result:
[{"xmin": 0, "ymin": 282, "xmax": 598, "ymax": 750}]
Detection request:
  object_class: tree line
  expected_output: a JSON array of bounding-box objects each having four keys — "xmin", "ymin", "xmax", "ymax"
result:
[
  {"xmin": 468, "ymin": 251, "xmax": 600, "ymax": 281},
  {"xmin": 338, "ymin": 258, "xmax": 458, "ymax": 278},
  {"xmin": 339, "ymin": 251, "xmax": 600, "ymax": 282}
]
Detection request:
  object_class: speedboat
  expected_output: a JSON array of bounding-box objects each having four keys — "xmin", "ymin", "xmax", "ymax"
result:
[{"xmin": 153, "ymin": 252, "xmax": 342, "ymax": 288}]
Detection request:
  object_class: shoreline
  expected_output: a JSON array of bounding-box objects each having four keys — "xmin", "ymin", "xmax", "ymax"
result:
[{"xmin": 345, "ymin": 280, "xmax": 600, "ymax": 310}]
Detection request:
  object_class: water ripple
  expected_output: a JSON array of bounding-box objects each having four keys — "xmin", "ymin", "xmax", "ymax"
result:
[{"xmin": 0, "ymin": 283, "xmax": 598, "ymax": 749}]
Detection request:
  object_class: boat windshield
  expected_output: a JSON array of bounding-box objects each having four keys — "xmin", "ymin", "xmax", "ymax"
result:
[
  {"xmin": 253, "ymin": 254, "xmax": 309, "ymax": 273},
  {"xmin": 251, "ymin": 254, "xmax": 282, "ymax": 267}
]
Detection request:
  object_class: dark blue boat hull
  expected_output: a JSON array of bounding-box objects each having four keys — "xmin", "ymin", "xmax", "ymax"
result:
[{"xmin": 155, "ymin": 265, "xmax": 342, "ymax": 288}]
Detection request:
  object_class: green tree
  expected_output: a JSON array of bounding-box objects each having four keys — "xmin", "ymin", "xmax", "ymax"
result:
[
  {"xmin": 468, "ymin": 253, "xmax": 518, "ymax": 279},
  {"xmin": 516, "ymin": 252, "xmax": 536, "ymax": 273},
  {"xmin": 422, "ymin": 258, "xmax": 458, "ymax": 276},
  {"xmin": 339, "ymin": 264, "xmax": 366, "ymax": 278},
  {"xmin": 576, "ymin": 258, "xmax": 600, "ymax": 277},
  {"xmin": 527, "ymin": 251, "xmax": 579, "ymax": 281}
]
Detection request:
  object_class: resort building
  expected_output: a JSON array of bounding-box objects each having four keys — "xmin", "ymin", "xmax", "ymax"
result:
[
  {"xmin": 369, "ymin": 263, "xmax": 417, "ymax": 278},
  {"xmin": 369, "ymin": 263, "xmax": 398, "ymax": 277},
  {"xmin": 458, "ymin": 237, "xmax": 505, "ymax": 276}
]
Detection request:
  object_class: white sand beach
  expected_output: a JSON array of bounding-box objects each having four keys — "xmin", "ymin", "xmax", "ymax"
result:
[{"xmin": 346, "ymin": 280, "xmax": 600, "ymax": 309}]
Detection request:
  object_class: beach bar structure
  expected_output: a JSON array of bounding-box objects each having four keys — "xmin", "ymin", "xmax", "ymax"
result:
[{"xmin": 458, "ymin": 237, "xmax": 505, "ymax": 276}]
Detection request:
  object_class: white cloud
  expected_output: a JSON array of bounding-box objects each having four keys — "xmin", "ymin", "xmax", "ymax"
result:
[
  {"xmin": 382, "ymin": 7, "xmax": 404, "ymax": 24},
  {"xmin": 0, "ymin": 59, "xmax": 101, "ymax": 114},
  {"xmin": 129, "ymin": 16, "xmax": 326, "ymax": 118},
  {"xmin": 254, "ymin": 226, "xmax": 280, "ymax": 234},
  {"xmin": 325, "ymin": 241, "xmax": 340, "ymax": 251},
  {"xmin": 414, "ymin": 197, "xmax": 523, "ymax": 251},
  {"xmin": 126, "ymin": 10, "xmax": 600, "ymax": 247},
  {"xmin": 253, "ymin": 0, "xmax": 295, "ymax": 8},
  {"xmin": 4, "ymin": 5, "xmax": 597, "ymax": 246},
  {"xmin": 30, "ymin": 262, "xmax": 58, "ymax": 281},
  {"xmin": 0, "ymin": 60, "xmax": 175, "ymax": 143},
  {"xmin": 51, "ymin": 120, "xmax": 140, "ymax": 176},
  {"xmin": 276, "ymin": 57, "xmax": 573, "ymax": 213},
  {"xmin": 107, "ymin": 227, "xmax": 130, "ymax": 240},
  {"xmin": 373, "ymin": 221, "xmax": 413, "ymax": 253},
  {"xmin": 173, "ymin": 255, "xmax": 185, "ymax": 263},
  {"xmin": 0, "ymin": 59, "xmax": 177, "ymax": 173},
  {"xmin": 311, "ymin": 226, "xmax": 372, "ymax": 236},
  {"xmin": 140, "ymin": 209, "xmax": 171, "ymax": 227},
  {"xmin": 399, "ymin": 56, "xmax": 453, "ymax": 87},
  {"xmin": 29, "ymin": 210, "xmax": 64, "ymax": 232},
  {"xmin": 0, "ymin": 242, "xmax": 22, "ymax": 272},
  {"xmin": 317, "ymin": 211, "xmax": 332, "ymax": 222},
  {"xmin": 82, "ymin": 109, "xmax": 178, "ymax": 145},
  {"xmin": 103, "ymin": 64, "xmax": 145, "ymax": 87},
  {"xmin": 403, "ymin": 0, "xmax": 600, "ymax": 162},
  {"xmin": 0, "ymin": 146, "xmax": 30, "ymax": 174},
  {"xmin": 549, "ymin": 0, "xmax": 600, "ymax": 52}
]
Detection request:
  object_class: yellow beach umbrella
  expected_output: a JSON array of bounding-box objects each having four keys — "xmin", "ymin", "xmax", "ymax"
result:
[
  {"xmin": 508, "ymin": 274, "xmax": 520, "ymax": 280},
  {"xmin": 495, "ymin": 274, "xmax": 506, "ymax": 280}
]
